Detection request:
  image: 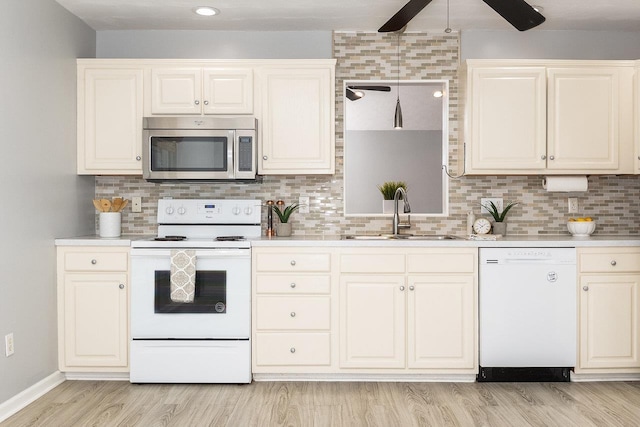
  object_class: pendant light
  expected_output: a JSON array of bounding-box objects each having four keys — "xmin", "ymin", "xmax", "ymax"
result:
[{"xmin": 394, "ymin": 33, "xmax": 403, "ymax": 129}]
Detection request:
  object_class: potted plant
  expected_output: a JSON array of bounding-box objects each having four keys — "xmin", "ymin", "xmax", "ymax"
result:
[
  {"xmin": 273, "ymin": 202, "xmax": 300, "ymax": 237},
  {"xmin": 482, "ymin": 200, "xmax": 518, "ymax": 235},
  {"xmin": 378, "ymin": 181, "xmax": 407, "ymax": 214}
]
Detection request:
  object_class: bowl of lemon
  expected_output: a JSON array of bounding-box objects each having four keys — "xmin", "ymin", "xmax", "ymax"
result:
[{"xmin": 567, "ymin": 217, "xmax": 596, "ymax": 237}]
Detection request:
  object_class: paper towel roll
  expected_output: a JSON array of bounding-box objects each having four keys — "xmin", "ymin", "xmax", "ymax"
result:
[{"xmin": 542, "ymin": 176, "xmax": 588, "ymax": 192}]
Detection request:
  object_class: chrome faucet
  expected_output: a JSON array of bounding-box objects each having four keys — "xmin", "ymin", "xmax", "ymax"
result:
[{"xmin": 392, "ymin": 187, "xmax": 411, "ymax": 235}]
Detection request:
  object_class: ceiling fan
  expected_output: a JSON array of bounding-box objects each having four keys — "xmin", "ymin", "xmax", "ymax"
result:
[
  {"xmin": 378, "ymin": 0, "xmax": 546, "ymax": 33},
  {"xmin": 346, "ymin": 85, "xmax": 391, "ymax": 101}
]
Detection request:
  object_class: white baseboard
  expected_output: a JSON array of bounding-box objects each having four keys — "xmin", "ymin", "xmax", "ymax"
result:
[
  {"xmin": 64, "ymin": 372, "xmax": 129, "ymax": 381},
  {"xmin": 0, "ymin": 371, "xmax": 65, "ymax": 423},
  {"xmin": 571, "ymin": 372, "xmax": 640, "ymax": 382}
]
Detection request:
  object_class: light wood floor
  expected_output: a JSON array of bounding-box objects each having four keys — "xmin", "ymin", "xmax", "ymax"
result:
[{"xmin": 3, "ymin": 380, "xmax": 640, "ymax": 426}]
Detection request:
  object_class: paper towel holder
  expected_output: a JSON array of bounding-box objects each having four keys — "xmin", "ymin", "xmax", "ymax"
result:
[{"xmin": 542, "ymin": 175, "xmax": 589, "ymax": 192}]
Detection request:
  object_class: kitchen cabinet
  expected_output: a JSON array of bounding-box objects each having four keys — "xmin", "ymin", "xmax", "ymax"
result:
[
  {"xmin": 252, "ymin": 247, "xmax": 336, "ymax": 373},
  {"xmin": 463, "ymin": 60, "xmax": 634, "ymax": 175},
  {"xmin": 57, "ymin": 246, "xmax": 129, "ymax": 372},
  {"xmin": 150, "ymin": 67, "xmax": 253, "ymax": 115},
  {"xmin": 77, "ymin": 62, "xmax": 143, "ymax": 174},
  {"xmin": 576, "ymin": 247, "xmax": 640, "ymax": 374},
  {"xmin": 258, "ymin": 63, "xmax": 335, "ymax": 175},
  {"xmin": 635, "ymin": 62, "xmax": 640, "ymax": 173},
  {"xmin": 339, "ymin": 248, "xmax": 477, "ymax": 373}
]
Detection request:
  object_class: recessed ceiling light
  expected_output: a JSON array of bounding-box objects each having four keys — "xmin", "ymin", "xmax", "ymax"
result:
[{"xmin": 193, "ymin": 6, "xmax": 219, "ymax": 16}]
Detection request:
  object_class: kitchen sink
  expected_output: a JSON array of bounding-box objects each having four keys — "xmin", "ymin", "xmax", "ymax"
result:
[{"xmin": 342, "ymin": 234, "xmax": 461, "ymax": 240}]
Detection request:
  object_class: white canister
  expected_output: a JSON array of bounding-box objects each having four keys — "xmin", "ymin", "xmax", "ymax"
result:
[{"xmin": 99, "ymin": 212, "xmax": 122, "ymax": 238}]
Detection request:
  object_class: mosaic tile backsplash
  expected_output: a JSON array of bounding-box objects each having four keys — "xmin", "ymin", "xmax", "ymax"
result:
[{"xmin": 96, "ymin": 32, "xmax": 640, "ymax": 237}]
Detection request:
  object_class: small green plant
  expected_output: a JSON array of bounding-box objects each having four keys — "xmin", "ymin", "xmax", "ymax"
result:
[
  {"xmin": 482, "ymin": 201, "xmax": 518, "ymax": 223},
  {"xmin": 273, "ymin": 203, "xmax": 300, "ymax": 223},
  {"xmin": 378, "ymin": 181, "xmax": 408, "ymax": 200}
]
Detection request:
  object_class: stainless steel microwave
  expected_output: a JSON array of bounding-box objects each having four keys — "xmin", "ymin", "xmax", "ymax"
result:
[{"xmin": 142, "ymin": 116, "xmax": 257, "ymax": 181}]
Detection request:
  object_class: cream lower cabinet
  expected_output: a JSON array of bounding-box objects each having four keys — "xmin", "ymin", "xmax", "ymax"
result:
[
  {"xmin": 339, "ymin": 248, "xmax": 477, "ymax": 374},
  {"xmin": 258, "ymin": 62, "xmax": 336, "ymax": 175},
  {"xmin": 252, "ymin": 247, "xmax": 336, "ymax": 373},
  {"xmin": 576, "ymin": 247, "xmax": 640, "ymax": 374},
  {"xmin": 57, "ymin": 246, "xmax": 129, "ymax": 372},
  {"xmin": 77, "ymin": 62, "xmax": 144, "ymax": 175}
]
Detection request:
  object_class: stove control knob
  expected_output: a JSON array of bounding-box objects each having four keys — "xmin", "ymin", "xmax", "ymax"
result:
[
  {"xmin": 232, "ymin": 206, "xmax": 241, "ymax": 215},
  {"xmin": 177, "ymin": 207, "xmax": 186, "ymax": 215},
  {"xmin": 244, "ymin": 207, "xmax": 253, "ymax": 215},
  {"xmin": 165, "ymin": 206, "xmax": 175, "ymax": 215}
]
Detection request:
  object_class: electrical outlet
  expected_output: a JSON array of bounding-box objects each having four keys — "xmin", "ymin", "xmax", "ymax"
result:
[
  {"xmin": 299, "ymin": 196, "xmax": 310, "ymax": 214},
  {"xmin": 132, "ymin": 196, "xmax": 142, "ymax": 213},
  {"xmin": 5, "ymin": 333, "xmax": 14, "ymax": 357},
  {"xmin": 481, "ymin": 198, "xmax": 503, "ymax": 214},
  {"xmin": 568, "ymin": 197, "xmax": 579, "ymax": 214}
]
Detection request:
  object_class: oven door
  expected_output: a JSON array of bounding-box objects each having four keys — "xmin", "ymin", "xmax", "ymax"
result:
[
  {"xmin": 143, "ymin": 129, "xmax": 235, "ymax": 180},
  {"xmin": 131, "ymin": 248, "xmax": 250, "ymax": 339}
]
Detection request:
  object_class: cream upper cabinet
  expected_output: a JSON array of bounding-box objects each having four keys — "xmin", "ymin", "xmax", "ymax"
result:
[
  {"xmin": 576, "ymin": 247, "xmax": 640, "ymax": 374},
  {"xmin": 150, "ymin": 67, "xmax": 253, "ymax": 115},
  {"xmin": 77, "ymin": 64, "xmax": 143, "ymax": 175},
  {"xmin": 463, "ymin": 60, "xmax": 634, "ymax": 175},
  {"xmin": 635, "ymin": 62, "xmax": 640, "ymax": 173},
  {"xmin": 258, "ymin": 63, "xmax": 336, "ymax": 175},
  {"xmin": 57, "ymin": 246, "xmax": 130, "ymax": 372},
  {"xmin": 466, "ymin": 66, "xmax": 547, "ymax": 172}
]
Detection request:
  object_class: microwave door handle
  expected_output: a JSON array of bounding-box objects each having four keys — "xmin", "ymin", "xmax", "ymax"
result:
[{"xmin": 228, "ymin": 129, "xmax": 235, "ymax": 179}]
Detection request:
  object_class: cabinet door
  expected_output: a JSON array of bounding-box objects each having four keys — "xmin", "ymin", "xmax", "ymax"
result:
[
  {"xmin": 259, "ymin": 67, "xmax": 335, "ymax": 174},
  {"xmin": 635, "ymin": 64, "xmax": 640, "ymax": 173},
  {"xmin": 579, "ymin": 275, "xmax": 640, "ymax": 369},
  {"xmin": 151, "ymin": 68, "xmax": 202, "ymax": 114},
  {"xmin": 78, "ymin": 68, "xmax": 143, "ymax": 174},
  {"xmin": 202, "ymin": 68, "xmax": 253, "ymax": 114},
  {"xmin": 407, "ymin": 276, "xmax": 475, "ymax": 369},
  {"xmin": 467, "ymin": 67, "xmax": 546, "ymax": 172},
  {"xmin": 63, "ymin": 273, "xmax": 128, "ymax": 368},
  {"xmin": 339, "ymin": 275, "xmax": 405, "ymax": 368},
  {"xmin": 547, "ymin": 68, "xmax": 619, "ymax": 170}
]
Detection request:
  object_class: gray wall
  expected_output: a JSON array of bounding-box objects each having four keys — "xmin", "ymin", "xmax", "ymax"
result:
[
  {"xmin": 97, "ymin": 30, "xmax": 333, "ymax": 58},
  {"xmin": 0, "ymin": 0, "xmax": 95, "ymax": 405},
  {"xmin": 461, "ymin": 30, "xmax": 640, "ymax": 59}
]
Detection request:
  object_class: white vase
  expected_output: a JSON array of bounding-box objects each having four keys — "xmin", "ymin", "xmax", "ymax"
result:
[
  {"xmin": 383, "ymin": 200, "xmax": 403, "ymax": 214},
  {"xmin": 277, "ymin": 222, "xmax": 292, "ymax": 237},
  {"xmin": 99, "ymin": 212, "xmax": 121, "ymax": 238}
]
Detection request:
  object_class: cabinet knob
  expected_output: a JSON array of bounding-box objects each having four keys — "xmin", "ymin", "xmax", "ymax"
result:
[
  {"xmin": 290, "ymin": 347, "xmax": 296, "ymax": 353},
  {"xmin": 136, "ymin": 156, "xmax": 141, "ymax": 161},
  {"xmin": 409, "ymin": 285, "xmax": 415, "ymax": 291},
  {"xmin": 194, "ymin": 100, "xmax": 200, "ymax": 105},
  {"xmin": 541, "ymin": 154, "xmax": 546, "ymax": 160},
  {"xmin": 290, "ymin": 260, "xmax": 296, "ymax": 266},
  {"xmin": 204, "ymin": 100, "xmax": 209, "ymax": 105},
  {"xmin": 549, "ymin": 155, "xmax": 555, "ymax": 160},
  {"xmin": 263, "ymin": 156, "xmax": 268, "ymax": 161},
  {"xmin": 290, "ymin": 312, "xmax": 296, "ymax": 317},
  {"xmin": 290, "ymin": 283, "xmax": 296, "ymax": 288},
  {"xmin": 400, "ymin": 286, "xmax": 405, "ymax": 291},
  {"xmin": 611, "ymin": 260, "xmax": 617, "ymax": 266},
  {"xmin": 91, "ymin": 259, "xmax": 97, "ymax": 265},
  {"xmin": 119, "ymin": 284, "xmax": 125, "ymax": 289},
  {"xmin": 583, "ymin": 286, "xmax": 589, "ymax": 291}
]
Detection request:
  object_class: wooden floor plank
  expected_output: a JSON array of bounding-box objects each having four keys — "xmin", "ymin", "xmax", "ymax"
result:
[{"xmin": 3, "ymin": 380, "xmax": 640, "ymax": 427}]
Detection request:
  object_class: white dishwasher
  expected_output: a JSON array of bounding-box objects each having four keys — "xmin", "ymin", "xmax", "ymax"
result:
[{"xmin": 479, "ymin": 247, "xmax": 576, "ymax": 382}]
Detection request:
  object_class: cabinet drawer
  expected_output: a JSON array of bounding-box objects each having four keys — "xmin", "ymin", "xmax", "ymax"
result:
[
  {"xmin": 340, "ymin": 253, "xmax": 405, "ymax": 273},
  {"xmin": 64, "ymin": 251, "xmax": 128, "ymax": 272},
  {"xmin": 255, "ymin": 253, "xmax": 331, "ymax": 272},
  {"xmin": 407, "ymin": 250, "xmax": 476, "ymax": 273},
  {"xmin": 255, "ymin": 275, "xmax": 330, "ymax": 294},
  {"xmin": 579, "ymin": 249, "xmax": 640, "ymax": 273},
  {"xmin": 255, "ymin": 333, "xmax": 331, "ymax": 366},
  {"xmin": 256, "ymin": 296, "xmax": 330, "ymax": 330}
]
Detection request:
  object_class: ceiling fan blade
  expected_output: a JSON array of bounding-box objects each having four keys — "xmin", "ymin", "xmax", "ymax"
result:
[
  {"xmin": 482, "ymin": 0, "xmax": 545, "ymax": 31},
  {"xmin": 349, "ymin": 85, "xmax": 391, "ymax": 92},
  {"xmin": 378, "ymin": 0, "xmax": 433, "ymax": 33}
]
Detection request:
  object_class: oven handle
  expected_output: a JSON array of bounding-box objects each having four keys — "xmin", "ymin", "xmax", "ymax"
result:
[{"xmin": 131, "ymin": 249, "xmax": 251, "ymax": 258}]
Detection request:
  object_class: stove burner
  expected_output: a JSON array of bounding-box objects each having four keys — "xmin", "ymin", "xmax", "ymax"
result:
[
  {"xmin": 154, "ymin": 235, "xmax": 187, "ymax": 241},
  {"xmin": 215, "ymin": 236, "xmax": 246, "ymax": 242}
]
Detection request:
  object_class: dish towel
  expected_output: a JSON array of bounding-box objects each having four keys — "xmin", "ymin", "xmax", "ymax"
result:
[{"xmin": 170, "ymin": 249, "xmax": 196, "ymax": 303}]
